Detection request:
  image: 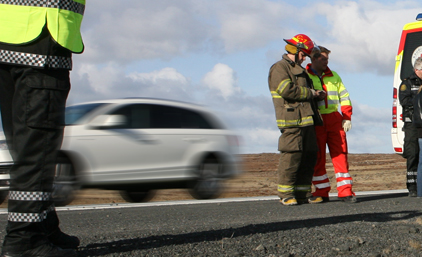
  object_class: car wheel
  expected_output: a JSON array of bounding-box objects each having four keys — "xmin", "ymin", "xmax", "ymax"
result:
[
  {"xmin": 189, "ymin": 158, "xmax": 223, "ymax": 200},
  {"xmin": 120, "ymin": 190, "xmax": 155, "ymax": 203},
  {"xmin": 52, "ymin": 157, "xmax": 79, "ymax": 206}
]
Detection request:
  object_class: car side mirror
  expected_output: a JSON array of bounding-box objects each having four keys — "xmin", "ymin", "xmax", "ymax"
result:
[{"xmin": 88, "ymin": 115, "xmax": 127, "ymax": 129}]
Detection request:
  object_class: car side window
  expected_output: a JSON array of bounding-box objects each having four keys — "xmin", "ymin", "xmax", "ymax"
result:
[
  {"xmin": 150, "ymin": 105, "xmax": 213, "ymax": 129},
  {"xmin": 110, "ymin": 104, "xmax": 150, "ymax": 129},
  {"xmin": 110, "ymin": 104, "xmax": 214, "ymax": 129}
]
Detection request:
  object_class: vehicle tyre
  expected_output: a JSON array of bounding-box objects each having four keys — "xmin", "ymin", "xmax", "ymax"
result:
[
  {"xmin": 52, "ymin": 157, "xmax": 79, "ymax": 206},
  {"xmin": 189, "ymin": 157, "xmax": 223, "ymax": 200},
  {"xmin": 120, "ymin": 189, "xmax": 155, "ymax": 203}
]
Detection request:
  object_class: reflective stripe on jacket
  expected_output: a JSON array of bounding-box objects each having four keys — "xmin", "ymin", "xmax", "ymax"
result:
[
  {"xmin": 0, "ymin": 0, "xmax": 85, "ymax": 53},
  {"xmin": 268, "ymin": 54, "xmax": 316, "ymax": 129},
  {"xmin": 306, "ymin": 64, "xmax": 352, "ymax": 120}
]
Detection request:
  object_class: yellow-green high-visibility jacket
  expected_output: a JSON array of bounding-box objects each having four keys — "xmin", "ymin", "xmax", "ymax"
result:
[
  {"xmin": 0, "ymin": 0, "xmax": 85, "ymax": 53},
  {"xmin": 306, "ymin": 64, "xmax": 352, "ymax": 120},
  {"xmin": 268, "ymin": 54, "xmax": 319, "ymax": 129}
]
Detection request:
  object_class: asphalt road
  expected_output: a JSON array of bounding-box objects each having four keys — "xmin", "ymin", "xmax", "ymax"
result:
[{"xmin": 0, "ymin": 190, "xmax": 422, "ymax": 256}]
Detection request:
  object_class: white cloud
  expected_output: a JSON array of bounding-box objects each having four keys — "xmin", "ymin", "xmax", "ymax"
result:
[
  {"xmin": 74, "ymin": 63, "xmax": 122, "ymax": 95},
  {"xmin": 239, "ymin": 128, "xmax": 280, "ymax": 154},
  {"xmin": 70, "ymin": 65, "xmax": 194, "ymax": 105},
  {"xmin": 346, "ymin": 103, "xmax": 392, "ymax": 153},
  {"xmin": 215, "ymin": 0, "xmax": 294, "ymax": 52},
  {"xmin": 81, "ymin": 0, "xmax": 214, "ymax": 63},
  {"xmin": 129, "ymin": 68, "xmax": 189, "ymax": 88},
  {"xmin": 311, "ymin": 1, "xmax": 420, "ymax": 75},
  {"xmin": 202, "ymin": 63, "xmax": 240, "ymax": 99}
]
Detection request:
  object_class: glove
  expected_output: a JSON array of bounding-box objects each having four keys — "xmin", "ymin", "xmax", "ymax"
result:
[{"xmin": 342, "ymin": 120, "xmax": 352, "ymax": 132}]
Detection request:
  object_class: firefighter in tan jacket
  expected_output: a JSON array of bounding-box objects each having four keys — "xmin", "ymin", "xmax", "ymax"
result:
[{"xmin": 268, "ymin": 34, "xmax": 326, "ymax": 206}]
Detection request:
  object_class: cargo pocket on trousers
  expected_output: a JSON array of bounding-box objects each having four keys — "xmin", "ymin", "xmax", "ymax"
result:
[
  {"xmin": 25, "ymin": 72, "xmax": 70, "ymax": 129},
  {"xmin": 278, "ymin": 128, "xmax": 302, "ymax": 152}
]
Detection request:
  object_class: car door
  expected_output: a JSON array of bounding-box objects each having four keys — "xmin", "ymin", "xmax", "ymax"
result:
[{"xmin": 87, "ymin": 103, "xmax": 195, "ymax": 183}]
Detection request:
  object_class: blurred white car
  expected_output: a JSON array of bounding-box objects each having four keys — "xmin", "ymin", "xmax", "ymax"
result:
[{"xmin": 52, "ymin": 98, "xmax": 241, "ymax": 205}]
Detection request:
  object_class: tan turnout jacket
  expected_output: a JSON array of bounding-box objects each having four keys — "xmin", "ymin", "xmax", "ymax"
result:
[{"xmin": 268, "ymin": 54, "xmax": 319, "ymax": 129}]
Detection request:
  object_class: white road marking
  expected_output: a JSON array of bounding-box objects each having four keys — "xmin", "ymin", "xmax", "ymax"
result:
[{"xmin": 0, "ymin": 189, "xmax": 409, "ymax": 214}]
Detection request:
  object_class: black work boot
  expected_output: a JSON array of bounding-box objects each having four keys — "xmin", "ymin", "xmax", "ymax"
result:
[
  {"xmin": 408, "ymin": 187, "xmax": 417, "ymax": 197},
  {"xmin": 1, "ymin": 243, "xmax": 77, "ymax": 257},
  {"xmin": 48, "ymin": 230, "xmax": 80, "ymax": 249},
  {"xmin": 339, "ymin": 195, "xmax": 358, "ymax": 203},
  {"xmin": 408, "ymin": 191, "xmax": 417, "ymax": 197}
]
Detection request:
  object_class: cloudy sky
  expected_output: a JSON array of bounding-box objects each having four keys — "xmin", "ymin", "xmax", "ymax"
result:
[{"xmin": 68, "ymin": 0, "xmax": 422, "ymax": 154}]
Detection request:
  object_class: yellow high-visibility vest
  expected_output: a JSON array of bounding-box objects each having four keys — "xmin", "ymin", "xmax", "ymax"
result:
[{"xmin": 0, "ymin": 0, "xmax": 85, "ymax": 53}]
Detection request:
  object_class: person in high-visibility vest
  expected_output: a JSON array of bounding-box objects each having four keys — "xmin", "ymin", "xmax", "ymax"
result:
[
  {"xmin": 0, "ymin": 1, "xmax": 85, "ymax": 256},
  {"xmin": 306, "ymin": 46, "xmax": 357, "ymax": 203},
  {"xmin": 268, "ymin": 34, "xmax": 326, "ymax": 206}
]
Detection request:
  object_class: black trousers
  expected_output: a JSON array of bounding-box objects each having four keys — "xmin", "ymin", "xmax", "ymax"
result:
[
  {"xmin": 0, "ymin": 65, "xmax": 70, "ymax": 251},
  {"xmin": 403, "ymin": 123, "xmax": 418, "ymax": 191}
]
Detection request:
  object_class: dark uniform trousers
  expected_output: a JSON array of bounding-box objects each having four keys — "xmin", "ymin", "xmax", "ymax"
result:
[
  {"xmin": 278, "ymin": 125, "xmax": 318, "ymax": 199},
  {"xmin": 0, "ymin": 65, "xmax": 70, "ymax": 251},
  {"xmin": 403, "ymin": 122, "xmax": 418, "ymax": 192}
]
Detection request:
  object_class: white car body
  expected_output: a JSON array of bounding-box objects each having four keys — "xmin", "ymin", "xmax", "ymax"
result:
[{"xmin": 0, "ymin": 98, "xmax": 241, "ymax": 205}]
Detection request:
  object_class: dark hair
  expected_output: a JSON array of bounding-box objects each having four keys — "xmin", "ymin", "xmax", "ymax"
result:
[{"xmin": 311, "ymin": 46, "xmax": 331, "ymax": 59}]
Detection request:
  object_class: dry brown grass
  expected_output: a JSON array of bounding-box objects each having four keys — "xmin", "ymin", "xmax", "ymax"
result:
[{"xmin": 0, "ymin": 153, "xmax": 408, "ymax": 207}]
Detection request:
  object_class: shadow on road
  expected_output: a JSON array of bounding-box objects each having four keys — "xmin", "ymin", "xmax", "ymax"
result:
[
  {"xmin": 334, "ymin": 192, "xmax": 409, "ymax": 203},
  {"xmin": 77, "ymin": 208, "xmax": 422, "ymax": 256}
]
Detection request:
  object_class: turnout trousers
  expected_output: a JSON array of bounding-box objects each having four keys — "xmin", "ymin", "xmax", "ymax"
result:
[
  {"xmin": 277, "ymin": 126, "xmax": 318, "ymax": 200},
  {"xmin": 403, "ymin": 122, "xmax": 418, "ymax": 192},
  {"xmin": 0, "ymin": 65, "xmax": 70, "ymax": 251},
  {"xmin": 312, "ymin": 112, "xmax": 353, "ymax": 198}
]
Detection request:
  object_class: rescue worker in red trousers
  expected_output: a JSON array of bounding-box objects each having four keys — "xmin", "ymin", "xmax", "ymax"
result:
[
  {"xmin": 306, "ymin": 46, "xmax": 357, "ymax": 203},
  {"xmin": 399, "ymin": 57, "xmax": 422, "ymax": 197},
  {"xmin": 268, "ymin": 34, "xmax": 326, "ymax": 206},
  {"xmin": 0, "ymin": 1, "xmax": 85, "ymax": 256}
]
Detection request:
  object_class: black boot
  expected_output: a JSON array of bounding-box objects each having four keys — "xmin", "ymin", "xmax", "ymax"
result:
[
  {"xmin": 48, "ymin": 230, "xmax": 80, "ymax": 249},
  {"xmin": 1, "ymin": 243, "xmax": 77, "ymax": 257}
]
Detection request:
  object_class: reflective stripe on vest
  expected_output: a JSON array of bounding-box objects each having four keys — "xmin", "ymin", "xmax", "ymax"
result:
[
  {"xmin": 0, "ymin": 49, "xmax": 72, "ymax": 69},
  {"xmin": 0, "ymin": 0, "xmax": 85, "ymax": 53}
]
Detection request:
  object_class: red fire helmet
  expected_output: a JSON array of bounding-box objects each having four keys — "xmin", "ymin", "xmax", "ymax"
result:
[{"xmin": 283, "ymin": 34, "xmax": 315, "ymax": 56}]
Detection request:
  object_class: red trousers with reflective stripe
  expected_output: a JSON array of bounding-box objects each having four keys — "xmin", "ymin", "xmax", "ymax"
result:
[{"xmin": 312, "ymin": 112, "xmax": 354, "ymax": 198}]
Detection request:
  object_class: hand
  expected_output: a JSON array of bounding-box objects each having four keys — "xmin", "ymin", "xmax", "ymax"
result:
[
  {"xmin": 342, "ymin": 120, "xmax": 352, "ymax": 132},
  {"xmin": 315, "ymin": 90, "xmax": 326, "ymax": 100}
]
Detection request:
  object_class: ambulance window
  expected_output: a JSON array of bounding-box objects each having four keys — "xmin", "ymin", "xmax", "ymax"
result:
[{"xmin": 401, "ymin": 31, "xmax": 422, "ymax": 80}]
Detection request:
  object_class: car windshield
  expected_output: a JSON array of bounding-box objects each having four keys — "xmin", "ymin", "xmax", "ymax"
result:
[{"xmin": 65, "ymin": 103, "xmax": 106, "ymax": 125}]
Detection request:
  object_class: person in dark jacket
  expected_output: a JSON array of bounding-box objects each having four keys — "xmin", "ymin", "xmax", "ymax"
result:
[
  {"xmin": 0, "ymin": 1, "xmax": 85, "ymax": 256},
  {"xmin": 399, "ymin": 56, "xmax": 422, "ymax": 197}
]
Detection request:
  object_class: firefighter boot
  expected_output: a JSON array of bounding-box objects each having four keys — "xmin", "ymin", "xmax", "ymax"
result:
[
  {"xmin": 307, "ymin": 196, "xmax": 323, "ymax": 204},
  {"xmin": 280, "ymin": 197, "xmax": 298, "ymax": 206}
]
